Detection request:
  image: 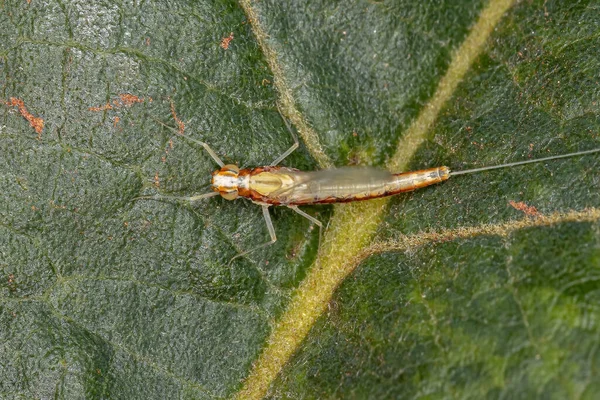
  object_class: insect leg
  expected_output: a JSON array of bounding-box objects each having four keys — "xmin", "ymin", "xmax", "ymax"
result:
[
  {"xmin": 269, "ymin": 106, "xmax": 299, "ymax": 166},
  {"xmin": 229, "ymin": 205, "xmax": 277, "ymax": 264},
  {"xmin": 287, "ymin": 205, "xmax": 322, "ymax": 228},
  {"xmin": 287, "ymin": 205, "xmax": 323, "ymax": 245},
  {"xmin": 262, "ymin": 205, "xmax": 278, "ymax": 244}
]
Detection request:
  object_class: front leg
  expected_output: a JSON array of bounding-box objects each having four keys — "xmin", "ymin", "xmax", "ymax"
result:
[{"xmin": 229, "ymin": 205, "xmax": 277, "ymax": 264}]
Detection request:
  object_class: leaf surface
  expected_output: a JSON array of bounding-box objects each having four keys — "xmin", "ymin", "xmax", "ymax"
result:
[{"xmin": 1, "ymin": 1, "xmax": 599, "ymax": 399}]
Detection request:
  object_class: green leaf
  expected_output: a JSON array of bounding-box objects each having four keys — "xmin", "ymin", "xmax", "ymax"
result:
[
  {"xmin": 270, "ymin": 222, "xmax": 600, "ymax": 399},
  {"xmin": 1, "ymin": 1, "xmax": 599, "ymax": 399}
]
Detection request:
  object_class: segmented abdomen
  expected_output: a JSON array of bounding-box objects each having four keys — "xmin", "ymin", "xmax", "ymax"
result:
[{"xmin": 240, "ymin": 166, "xmax": 450, "ymax": 206}]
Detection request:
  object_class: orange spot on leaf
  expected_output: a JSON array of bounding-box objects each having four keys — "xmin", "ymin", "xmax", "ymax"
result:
[
  {"xmin": 89, "ymin": 93, "xmax": 151, "ymax": 112},
  {"xmin": 220, "ymin": 32, "xmax": 234, "ymax": 50},
  {"xmin": 4, "ymin": 97, "xmax": 45, "ymax": 137},
  {"xmin": 118, "ymin": 93, "xmax": 146, "ymax": 107},
  {"xmin": 169, "ymin": 99, "xmax": 185, "ymax": 134},
  {"xmin": 508, "ymin": 200, "xmax": 539, "ymax": 217},
  {"xmin": 88, "ymin": 103, "xmax": 113, "ymax": 112}
]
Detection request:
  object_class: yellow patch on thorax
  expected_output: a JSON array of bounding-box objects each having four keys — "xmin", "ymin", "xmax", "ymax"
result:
[{"xmin": 249, "ymin": 171, "xmax": 294, "ymax": 197}]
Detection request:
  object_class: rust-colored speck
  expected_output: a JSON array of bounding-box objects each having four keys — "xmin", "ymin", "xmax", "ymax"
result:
[
  {"xmin": 89, "ymin": 94, "xmax": 151, "ymax": 112},
  {"xmin": 118, "ymin": 94, "xmax": 145, "ymax": 107},
  {"xmin": 4, "ymin": 97, "xmax": 45, "ymax": 137},
  {"xmin": 220, "ymin": 32, "xmax": 234, "ymax": 50},
  {"xmin": 471, "ymin": 141, "xmax": 484, "ymax": 150},
  {"xmin": 113, "ymin": 116, "xmax": 120, "ymax": 127},
  {"xmin": 154, "ymin": 172, "xmax": 160, "ymax": 188},
  {"xmin": 49, "ymin": 200, "xmax": 67, "ymax": 210},
  {"xmin": 88, "ymin": 103, "xmax": 113, "ymax": 112},
  {"xmin": 8, "ymin": 273, "xmax": 16, "ymax": 292},
  {"xmin": 170, "ymin": 99, "xmax": 185, "ymax": 134},
  {"xmin": 509, "ymin": 200, "xmax": 540, "ymax": 217},
  {"xmin": 163, "ymin": 138, "xmax": 174, "ymax": 160}
]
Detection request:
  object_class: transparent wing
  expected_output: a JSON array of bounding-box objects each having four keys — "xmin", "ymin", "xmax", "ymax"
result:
[{"xmin": 271, "ymin": 167, "xmax": 395, "ymax": 203}]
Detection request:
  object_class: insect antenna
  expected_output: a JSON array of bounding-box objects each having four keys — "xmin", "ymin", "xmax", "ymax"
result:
[
  {"xmin": 451, "ymin": 147, "xmax": 600, "ymax": 176},
  {"xmin": 135, "ymin": 191, "xmax": 220, "ymax": 204},
  {"xmin": 150, "ymin": 116, "xmax": 225, "ymax": 167}
]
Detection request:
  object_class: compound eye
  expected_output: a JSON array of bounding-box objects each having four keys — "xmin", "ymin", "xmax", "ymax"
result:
[
  {"xmin": 221, "ymin": 164, "xmax": 239, "ymax": 174},
  {"xmin": 220, "ymin": 190, "xmax": 239, "ymax": 200}
]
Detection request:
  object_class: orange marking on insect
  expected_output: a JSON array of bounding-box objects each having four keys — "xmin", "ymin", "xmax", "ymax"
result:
[
  {"xmin": 4, "ymin": 97, "xmax": 45, "ymax": 137},
  {"xmin": 211, "ymin": 165, "xmax": 450, "ymax": 206}
]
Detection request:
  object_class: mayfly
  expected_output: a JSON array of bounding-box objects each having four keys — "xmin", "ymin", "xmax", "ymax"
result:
[{"xmin": 142, "ymin": 115, "xmax": 600, "ymax": 261}]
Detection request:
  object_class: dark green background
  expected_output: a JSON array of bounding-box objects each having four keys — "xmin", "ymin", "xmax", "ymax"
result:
[{"xmin": 1, "ymin": 0, "xmax": 599, "ymax": 398}]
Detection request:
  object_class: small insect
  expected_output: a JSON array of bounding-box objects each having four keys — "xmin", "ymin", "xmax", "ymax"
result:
[{"xmin": 141, "ymin": 115, "xmax": 600, "ymax": 262}]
